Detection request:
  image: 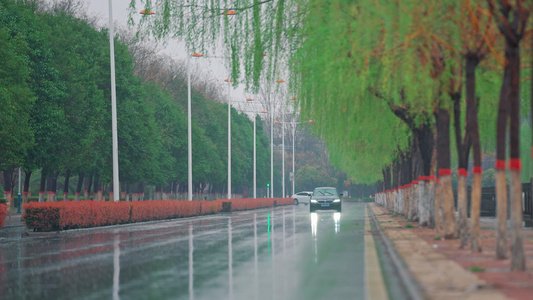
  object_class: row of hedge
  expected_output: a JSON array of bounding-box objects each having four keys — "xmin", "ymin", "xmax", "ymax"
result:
[
  {"xmin": 0, "ymin": 204, "xmax": 7, "ymax": 228},
  {"xmin": 21, "ymin": 198, "xmax": 292, "ymax": 231}
]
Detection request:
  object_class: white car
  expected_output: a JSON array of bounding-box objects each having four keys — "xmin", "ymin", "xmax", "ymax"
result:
[{"xmin": 291, "ymin": 191, "xmax": 313, "ymax": 205}]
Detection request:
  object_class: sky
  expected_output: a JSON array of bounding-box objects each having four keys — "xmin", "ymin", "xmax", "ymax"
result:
[{"xmin": 83, "ymin": 0, "xmax": 261, "ymax": 114}]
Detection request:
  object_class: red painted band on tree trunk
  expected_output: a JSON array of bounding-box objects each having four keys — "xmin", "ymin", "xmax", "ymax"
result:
[
  {"xmin": 386, "ymin": 189, "xmax": 390, "ymax": 193},
  {"xmin": 495, "ymin": 160, "xmax": 506, "ymax": 170},
  {"xmin": 23, "ymin": 192, "xmax": 28, "ymax": 194},
  {"xmin": 4, "ymin": 191, "xmax": 10, "ymax": 193},
  {"xmin": 412, "ymin": 180, "xmax": 419, "ymax": 185},
  {"xmin": 509, "ymin": 158, "xmax": 521, "ymax": 170},
  {"xmin": 457, "ymin": 168, "xmax": 468, "ymax": 177},
  {"xmin": 438, "ymin": 169, "xmax": 452, "ymax": 176},
  {"xmin": 472, "ymin": 166, "xmax": 482, "ymax": 174},
  {"xmin": 429, "ymin": 175, "xmax": 435, "ymax": 181},
  {"xmin": 64, "ymin": 192, "xmax": 68, "ymax": 194},
  {"xmin": 75, "ymin": 192, "xmax": 80, "ymax": 195},
  {"xmin": 436, "ymin": 178, "xmax": 439, "ymax": 183},
  {"xmin": 39, "ymin": 192, "xmax": 45, "ymax": 194}
]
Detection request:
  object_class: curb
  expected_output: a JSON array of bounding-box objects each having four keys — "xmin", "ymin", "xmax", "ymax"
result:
[
  {"xmin": 369, "ymin": 203, "xmax": 511, "ymax": 300},
  {"xmin": 368, "ymin": 203, "xmax": 425, "ymax": 300}
]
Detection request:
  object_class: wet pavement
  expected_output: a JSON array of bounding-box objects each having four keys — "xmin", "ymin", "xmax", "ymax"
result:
[{"xmin": 0, "ymin": 202, "xmax": 391, "ymax": 300}]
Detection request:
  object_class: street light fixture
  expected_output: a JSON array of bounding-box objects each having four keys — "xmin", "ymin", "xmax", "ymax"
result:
[
  {"xmin": 139, "ymin": 9, "xmax": 155, "ymax": 15},
  {"xmin": 222, "ymin": 10, "xmax": 237, "ymax": 15}
]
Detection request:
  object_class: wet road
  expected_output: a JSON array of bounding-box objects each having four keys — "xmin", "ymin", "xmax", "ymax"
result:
[{"xmin": 0, "ymin": 202, "xmax": 391, "ymax": 300}]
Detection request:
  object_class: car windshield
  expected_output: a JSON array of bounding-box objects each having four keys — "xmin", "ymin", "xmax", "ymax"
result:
[{"xmin": 313, "ymin": 188, "xmax": 337, "ymax": 196}]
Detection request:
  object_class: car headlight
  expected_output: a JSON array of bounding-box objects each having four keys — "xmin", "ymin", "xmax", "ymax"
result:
[
  {"xmin": 310, "ymin": 199, "xmax": 318, "ymax": 203},
  {"xmin": 333, "ymin": 199, "xmax": 340, "ymax": 203}
]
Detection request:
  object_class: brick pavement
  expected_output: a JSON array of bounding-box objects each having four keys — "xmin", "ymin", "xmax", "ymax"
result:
[{"xmin": 369, "ymin": 203, "xmax": 528, "ymax": 300}]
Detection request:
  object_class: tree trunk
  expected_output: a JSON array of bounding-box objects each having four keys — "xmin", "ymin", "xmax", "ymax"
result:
[
  {"xmin": 23, "ymin": 171, "xmax": 31, "ymax": 205},
  {"xmin": 495, "ymin": 47, "xmax": 510, "ymax": 260},
  {"xmin": 418, "ymin": 178, "xmax": 428, "ymax": 226},
  {"xmin": 2, "ymin": 170, "xmax": 13, "ymax": 209},
  {"xmin": 452, "ymin": 88, "xmax": 471, "ymax": 247},
  {"xmin": 466, "ymin": 53, "xmax": 482, "ymax": 252},
  {"xmin": 435, "ymin": 178, "xmax": 441, "ymax": 234},
  {"xmin": 39, "ymin": 170, "xmax": 46, "ymax": 203},
  {"xmin": 138, "ymin": 182, "xmax": 145, "ymax": 201},
  {"xmin": 75, "ymin": 172, "xmax": 84, "ymax": 201},
  {"xmin": 46, "ymin": 173, "xmax": 59, "ymax": 202},
  {"xmin": 507, "ymin": 38, "xmax": 525, "ymax": 271},
  {"xmin": 51, "ymin": 172, "xmax": 59, "ymax": 201},
  {"xmin": 63, "ymin": 169, "xmax": 71, "ymax": 201},
  {"xmin": 410, "ymin": 180, "xmax": 419, "ymax": 222},
  {"xmin": 392, "ymin": 158, "xmax": 401, "ymax": 213},
  {"xmin": 471, "ymin": 173, "xmax": 482, "ymax": 251},
  {"xmin": 457, "ymin": 173, "xmax": 468, "ymax": 247},
  {"xmin": 93, "ymin": 173, "xmax": 100, "ymax": 200},
  {"xmin": 155, "ymin": 185, "xmax": 162, "ymax": 201},
  {"xmin": 436, "ymin": 108, "xmax": 456, "ymax": 239},
  {"xmin": 495, "ymin": 168, "xmax": 508, "ymax": 259},
  {"xmin": 427, "ymin": 177, "xmax": 436, "ymax": 229},
  {"xmin": 84, "ymin": 172, "xmax": 93, "ymax": 200}
]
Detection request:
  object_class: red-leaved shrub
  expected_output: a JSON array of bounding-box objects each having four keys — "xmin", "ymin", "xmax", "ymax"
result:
[
  {"xmin": 22, "ymin": 198, "xmax": 292, "ymax": 231},
  {"xmin": 23, "ymin": 202, "xmax": 61, "ymax": 231},
  {"xmin": 0, "ymin": 204, "xmax": 7, "ymax": 228},
  {"xmin": 60, "ymin": 201, "xmax": 131, "ymax": 229}
]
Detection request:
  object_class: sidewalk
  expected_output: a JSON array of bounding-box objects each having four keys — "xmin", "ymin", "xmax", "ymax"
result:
[
  {"xmin": 2, "ymin": 211, "xmax": 24, "ymax": 227},
  {"xmin": 369, "ymin": 203, "xmax": 533, "ymax": 300}
]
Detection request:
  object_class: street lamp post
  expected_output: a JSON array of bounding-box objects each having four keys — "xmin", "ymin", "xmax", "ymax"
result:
[
  {"xmin": 246, "ymin": 98, "xmax": 258, "ymax": 199},
  {"xmin": 273, "ymin": 79, "xmax": 285, "ymax": 198},
  {"xmin": 270, "ymin": 96, "xmax": 274, "ymax": 198},
  {"xmin": 282, "ymin": 111, "xmax": 285, "ymax": 197},
  {"xmin": 187, "ymin": 55, "xmax": 192, "ymax": 201},
  {"xmin": 187, "ymin": 52, "xmax": 203, "ymax": 201},
  {"xmin": 289, "ymin": 97, "xmax": 298, "ymax": 196},
  {"xmin": 292, "ymin": 123, "xmax": 295, "ymax": 196},
  {"xmin": 225, "ymin": 78, "xmax": 234, "ymax": 199},
  {"xmin": 109, "ymin": 0, "xmax": 120, "ymax": 201},
  {"xmin": 253, "ymin": 109, "xmax": 257, "ymax": 199}
]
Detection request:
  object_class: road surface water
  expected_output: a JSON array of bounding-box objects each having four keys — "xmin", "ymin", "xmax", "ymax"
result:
[{"xmin": 0, "ymin": 202, "xmax": 386, "ymax": 300}]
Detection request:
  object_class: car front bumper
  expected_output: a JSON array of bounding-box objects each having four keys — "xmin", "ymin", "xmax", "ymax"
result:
[{"xmin": 310, "ymin": 201, "xmax": 341, "ymax": 211}]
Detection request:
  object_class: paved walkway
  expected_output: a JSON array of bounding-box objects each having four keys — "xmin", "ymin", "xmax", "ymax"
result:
[
  {"xmin": 2, "ymin": 211, "xmax": 24, "ymax": 227},
  {"xmin": 369, "ymin": 203, "xmax": 533, "ymax": 300}
]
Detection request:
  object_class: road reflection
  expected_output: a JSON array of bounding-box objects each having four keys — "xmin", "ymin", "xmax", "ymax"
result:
[
  {"xmin": 189, "ymin": 225, "xmax": 194, "ymax": 300},
  {"xmin": 113, "ymin": 235, "xmax": 120, "ymax": 300},
  {"xmin": 310, "ymin": 212, "xmax": 342, "ymax": 237},
  {"xmin": 310, "ymin": 212, "xmax": 342, "ymax": 263},
  {"xmin": 0, "ymin": 203, "xmax": 368, "ymax": 300}
]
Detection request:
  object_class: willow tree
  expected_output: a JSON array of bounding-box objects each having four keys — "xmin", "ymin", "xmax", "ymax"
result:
[
  {"xmin": 432, "ymin": 1, "xmax": 500, "ymax": 247},
  {"xmin": 487, "ymin": 0, "xmax": 530, "ymax": 271},
  {"xmin": 290, "ymin": 0, "xmax": 442, "ymax": 223},
  {"xmin": 460, "ymin": 1, "xmax": 499, "ymax": 252}
]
